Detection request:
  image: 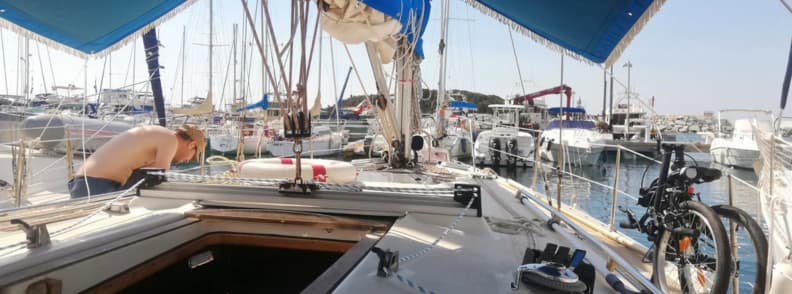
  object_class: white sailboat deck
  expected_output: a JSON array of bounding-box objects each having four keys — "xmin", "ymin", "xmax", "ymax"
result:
[{"xmin": 0, "ymin": 164, "xmax": 656, "ymax": 293}]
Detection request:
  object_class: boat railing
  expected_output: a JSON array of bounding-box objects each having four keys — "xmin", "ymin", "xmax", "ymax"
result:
[{"xmin": 482, "ymin": 139, "xmax": 764, "ymax": 293}]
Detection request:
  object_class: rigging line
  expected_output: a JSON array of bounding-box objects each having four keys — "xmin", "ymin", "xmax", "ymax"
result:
[
  {"xmin": 124, "ymin": 39, "xmax": 134, "ymax": 87},
  {"xmin": 97, "ymin": 55, "xmax": 108, "ymax": 96},
  {"xmin": 464, "ymin": 3, "xmax": 477, "ymax": 89},
  {"xmin": 243, "ymin": 0, "xmax": 260, "ymax": 103},
  {"xmin": 304, "ymin": 5, "xmax": 321, "ymax": 83},
  {"xmin": 288, "ymin": 0, "xmax": 297, "ymax": 112},
  {"xmin": 81, "ymin": 58, "xmax": 91, "ymax": 199},
  {"xmin": 508, "ymin": 28, "xmax": 527, "ymax": 97},
  {"xmin": 782, "ymin": 0, "xmax": 792, "ymax": 14},
  {"xmin": 169, "ymin": 27, "xmax": 185, "ymax": 102},
  {"xmin": 252, "ymin": 0, "xmax": 289, "ymax": 113},
  {"xmin": 45, "ymin": 46, "xmax": 55, "ymax": 93},
  {"xmin": 219, "ymin": 32, "xmax": 235, "ymax": 112},
  {"xmin": 241, "ymin": 0, "xmax": 281, "ymax": 112},
  {"xmin": 0, "ymin": 29, "xmax": 7, "ymax": 94},
  {"xmin": 34, "ymin": 41, "xmax": 47, "ymax": 95},
  {"xmin": 329, "ymin": 34, "xmax": 339, "ymax": 102}
]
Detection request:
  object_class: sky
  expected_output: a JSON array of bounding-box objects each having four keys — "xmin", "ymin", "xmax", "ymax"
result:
[{"xmin": 0, "ymin": 0, "xmax": 790, "ymax": 116}]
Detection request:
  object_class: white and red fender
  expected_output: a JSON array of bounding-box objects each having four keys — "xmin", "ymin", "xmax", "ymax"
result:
[{"xmin": 237, "ymin": 158, "xmax": 357, "ymax": 184}]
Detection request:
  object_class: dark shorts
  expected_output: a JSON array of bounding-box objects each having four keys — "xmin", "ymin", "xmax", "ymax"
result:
[{"xmin": 68, "ymin": 176, "xmax": 122, "ymax": 198}]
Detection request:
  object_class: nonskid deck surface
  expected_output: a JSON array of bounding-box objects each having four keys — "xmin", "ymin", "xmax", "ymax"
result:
[{"xmin": 0, "ymin": 163, "xmax": 653, "ymax": 293}]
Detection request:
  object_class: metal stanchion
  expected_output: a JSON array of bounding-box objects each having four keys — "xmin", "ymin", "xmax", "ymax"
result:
[
  {"xmin": 728, "ymin": 174, "xmax": 740, "ymax": 294},
  {"xmin": 609, "ymin": 148, "xmax": 621, "ymax": 231}
]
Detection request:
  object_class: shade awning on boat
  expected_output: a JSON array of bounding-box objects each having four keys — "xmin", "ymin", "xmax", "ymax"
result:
[
  {"xmin": 463, "ymin": 0, "xmax": 664, "ymax": 66},
  {"xmin": 449, "ymin": 100, "xmax": 477, "ymax": 109},
  {"xmin": 548, "ymin": 107, "xmax": 586, "ymax": 114},
  {"xmin": 0, "ymin": 0, "xmax": 196, "ymax": 57}
]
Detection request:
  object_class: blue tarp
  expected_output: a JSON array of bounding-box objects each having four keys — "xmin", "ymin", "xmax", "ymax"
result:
[
  {"xmin": 0, "ymin": 0, "xmax": 660, "ymax": 65},
  {"xmin": 237, "ymin": 95, "xmax": 269, "ymax": 112},
  {"xmin": 0, "ymin": 0, "xmax": 191, "ymax": 55},
  {"xmin": 361, "ymin": 0, "xmax": 431, "ymax": 59},
  {"xmin": 548, "ymin": 107, "xmax": 586, "ymax": 114},
  {"xmin": 546, "ymin": 120, "xmax": 596, "ymax": 130},
  {"xmin": 450, "ymin": 100, "xmax": 477, "ymax": 109},
  {"xmin": 467, "ymin": 0, "xmax": 660, "ymax": 65}
]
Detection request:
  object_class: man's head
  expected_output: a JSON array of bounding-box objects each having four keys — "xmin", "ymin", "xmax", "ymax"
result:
[{"xmin": 174, "ymin": 124, "xmax": 206, "ymax": 163}]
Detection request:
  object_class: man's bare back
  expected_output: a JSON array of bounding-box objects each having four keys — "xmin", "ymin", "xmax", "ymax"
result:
[{"xmin": 76, "ymin": 125, "xmax": 189, "ymax": 185}]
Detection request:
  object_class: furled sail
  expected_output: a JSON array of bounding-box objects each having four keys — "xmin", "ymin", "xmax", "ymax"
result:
[
  {"xmin": 320, "ymin": 0, "xmax": 430, "ymax": 63},
  {"xmin": 173, "ymin": 92, "xmax": 213, "ymax": 115}
]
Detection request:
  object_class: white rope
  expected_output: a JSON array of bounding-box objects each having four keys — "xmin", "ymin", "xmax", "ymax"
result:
[{"xmin": 50, "ymin": 178, "xmax": 146, "ymax": 236}]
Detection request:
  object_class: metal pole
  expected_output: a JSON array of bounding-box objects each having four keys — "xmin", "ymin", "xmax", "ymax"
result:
[
  {"xmin": 233, "ymin": 23, "xmax": 238, "ymax": 106},
  {"xmin": 557, "ymin": 54, "xmax": 564, "ymax": 211},
  {"xmin": 728, "ymin": 174, "xmax": 739, "ymax": 294},
  {"xmin": 609, "ymin": 148, "xmax": 621, "ymax": 231},
  {"xmin": 0, "ymin": 29, "xmax": 8, "ymax": 94},
  {"xmin": 66, "ymin": 131, "xmax": 74, "ymax": 181},
  {"xmin": 181, "ymin": 25, "xmax": 186, "ymax": 106},
  {"xmin": 624, "ymin": 61, "xmax": 632, "ymax": 140},
  {"xmin": 602, "ymin": 69, "xmax": 607, "ymax": 118},
  {"xmin": 609, "ymin": 65, "xmax": 614, "ymax": 129},
  {"xmin": 209, "ymin": 0, "xmax": 213, "ymax": 100},
  {"xmin": 531, "ymin": 136, "xmax": 541, "ymax": 188}
]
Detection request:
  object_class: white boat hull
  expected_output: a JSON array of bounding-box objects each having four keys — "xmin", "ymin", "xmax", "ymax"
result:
[
  {"xmin": 539, "ymin": 127, "xmax": 609, "ymax": 166},
  {"xmin": 268, "ymin": 133, "xmax": 344, "ymax": 157},
  {"xmin": 19, "ymin": 114, "xmax": 134, "ymax": 153},
  {"xmin": 710, "ymin": 137, "xmax": 760, "ymax": 169},
  {"xmin": 473, "ymin": 129, "xmax": 534, "ymax": 166},
  {"xmin": 710, "ymin": 146, "xmax": 759, "ymax": 169}
]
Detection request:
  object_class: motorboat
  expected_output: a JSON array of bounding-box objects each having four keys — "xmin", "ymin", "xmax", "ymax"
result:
[
  {"xmin": 710, "ymin": 109, "xmax": 773, "ymax": 169},
  {"xmin": 474, "ymin": 104, "xmax": 534, "ymax": 167},
  {"xmin": 539, "ymin": 107, "xmax": 611, "ymax": 166}
]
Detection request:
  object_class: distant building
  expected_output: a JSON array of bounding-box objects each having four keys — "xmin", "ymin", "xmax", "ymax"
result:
[{"xmin": 702, "ymin": 111, "xmax": 714, "ymax": 118}]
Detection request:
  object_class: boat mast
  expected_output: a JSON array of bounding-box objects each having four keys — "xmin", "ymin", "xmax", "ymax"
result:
[
  {"xmin": 22, "ymin": 36, "xmax": 29, "ymax": 100},
  {"xmin": 233, "ymin": 23, "xmax": 237, "ymax": 107},
  {"xmin": 209, "ymin": 0, "xmax": 213, "ymax": 104},
  {"xmin": 0, "ymin": 29, "xmax": 7, "ymax": 94},
  {"xmin": 624, "ymin": 61, "xmax": 632, "ymax": 139},
  {"xmin": 181, "ymin": 25, "xmax": 186, "ymax": 106},
  {"xmin": 436, "ymin": 0, "xmax": 450, "ymax": 138}
]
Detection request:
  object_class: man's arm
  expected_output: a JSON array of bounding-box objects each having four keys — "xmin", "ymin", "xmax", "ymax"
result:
[{"xmin": 151, "ymin": 136, "xmax": 178, "ymax": 171}]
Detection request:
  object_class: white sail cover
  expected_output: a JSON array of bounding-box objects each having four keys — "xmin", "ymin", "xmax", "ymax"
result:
[{"xmin": 320, "ymin": 0, "xmax": 402, "ymax": 63}]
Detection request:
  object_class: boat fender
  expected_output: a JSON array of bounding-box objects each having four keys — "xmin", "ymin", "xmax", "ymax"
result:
[
  {"xmin": 460, "ymin": 138, "xmax": 468, "ymax": 154},
  {"xmin": 546, "ymin": 139, "xmax": 553, "ymax": 151},
  {"xmin": 411, "ymin": 135, "xmax": 424, "ymax": 151},
  {"xmin": 237, "ymin": 158, "xmax": 357, "ymax": 183}
]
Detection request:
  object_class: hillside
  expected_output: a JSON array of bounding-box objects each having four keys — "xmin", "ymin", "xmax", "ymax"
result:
[{"xmin": 336, "ymin": 89, "xmax": 507, "ymax": 113}]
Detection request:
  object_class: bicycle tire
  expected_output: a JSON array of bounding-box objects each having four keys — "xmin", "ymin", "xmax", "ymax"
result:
[
  {"xmin": 712, "ymin": 204, "xmax": 768, "ymax": 294},
  {"xmin": 653, "ymin": 201, "xmax": 730, "ymax": 294}
]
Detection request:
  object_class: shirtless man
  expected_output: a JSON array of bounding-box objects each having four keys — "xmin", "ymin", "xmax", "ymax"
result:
[{"xmin": 68, "ymin": 124, "xmax": 205, "ymax": 198}]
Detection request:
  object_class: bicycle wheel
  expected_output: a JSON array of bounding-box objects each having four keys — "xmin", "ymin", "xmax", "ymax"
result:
[
  {"xmin": 712, "ymin": 204, "xmax": 768, "ymax": 294},
  {"xmin": 653, "ymin": 201, "xmax": 730, "ymax": 294}
]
